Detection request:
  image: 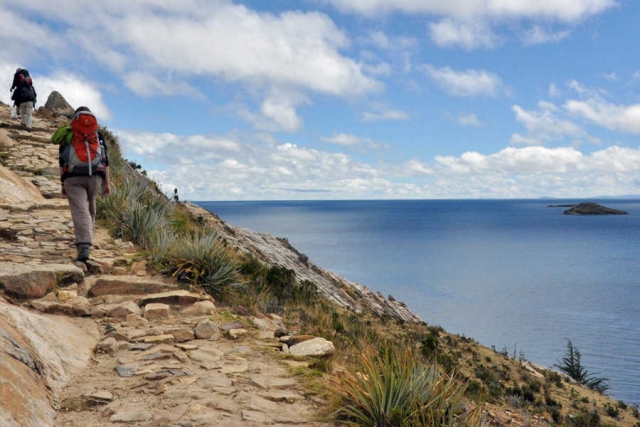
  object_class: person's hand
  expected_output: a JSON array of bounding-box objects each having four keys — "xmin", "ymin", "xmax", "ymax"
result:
[
  {"xmin": 102, "ymin": 183, "xmax": 111, "ymax": 197},
  {"xmin": 61, "ymin": 183, "xmax": 66, "ymax": 196}
]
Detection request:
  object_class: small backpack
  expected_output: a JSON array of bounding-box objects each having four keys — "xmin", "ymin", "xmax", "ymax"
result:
[{"xmin": 62, "ymin": 112, "xmax": 105, "ymax": 176}]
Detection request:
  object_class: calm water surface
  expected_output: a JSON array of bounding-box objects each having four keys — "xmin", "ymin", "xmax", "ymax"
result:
[{"xmin": 196, "ymin": 199, "xmax": 640, "ymax": 405}]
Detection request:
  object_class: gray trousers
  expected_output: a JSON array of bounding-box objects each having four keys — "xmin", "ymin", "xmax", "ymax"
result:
[
  {"xmin": 19, "ymin": 101, "xmax": 33, "ymax": 129},
  {"xmin": 64, "ymin": 175, "xmax": 102, "ymax": 246}
]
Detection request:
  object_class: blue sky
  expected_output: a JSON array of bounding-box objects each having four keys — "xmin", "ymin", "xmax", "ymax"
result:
[{"xmin": 2, "ymin": 0, "xmax": 640, "ymax": 200}]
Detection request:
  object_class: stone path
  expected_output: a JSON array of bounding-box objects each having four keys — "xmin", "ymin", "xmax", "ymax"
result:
[{"xmin": 0, "ymin": 105, "xmax": 334, "ymax": 427}]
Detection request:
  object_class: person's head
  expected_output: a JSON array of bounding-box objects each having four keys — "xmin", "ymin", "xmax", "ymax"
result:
[
  {"xmin": 15, "ymin": 68, "xmax": 21, "ymax": 73},
  {"xmin": 72, "ymin": 106, "xmax": 92, "ymax": 120}
]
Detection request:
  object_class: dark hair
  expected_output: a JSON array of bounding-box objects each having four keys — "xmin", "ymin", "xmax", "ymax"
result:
[{"xmin": 74, "ymin": 106, "xmax": 91, "ymax": 114}]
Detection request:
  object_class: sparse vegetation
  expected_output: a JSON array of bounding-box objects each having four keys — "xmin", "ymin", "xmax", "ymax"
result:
[
  {"xmin": 92, "ymin": 128, "xmax": 636, "ymax": 427},
  {"xmin": 555, "ymin": 340, "xmax": 610, "ymax": 394},
  {"xmin": 331, "ymin": 344, "xmax": 483, "ymax": 427}
]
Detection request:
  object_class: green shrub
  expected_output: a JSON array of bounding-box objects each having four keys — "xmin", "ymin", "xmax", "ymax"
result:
[
  {"xmin": 168, "ymin": 231, "xmax": 242, "ymax": 296},
  {"xmin": 97, "ymin": 176, "xmax": 173, "ymax": 247},
  {"xmin": 332, "ymin": 344, "xmax": 483, "ymax": 427}
]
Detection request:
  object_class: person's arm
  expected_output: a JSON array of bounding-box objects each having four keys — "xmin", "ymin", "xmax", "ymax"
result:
[{"xmin": 102, "ymin": 166, "xmax": 111, "ymax": 196}]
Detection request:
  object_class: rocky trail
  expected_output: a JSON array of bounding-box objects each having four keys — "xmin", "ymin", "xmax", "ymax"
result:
[{"xmin": 0, "ymin": 103, "xmax": 334, "ymax": 427}]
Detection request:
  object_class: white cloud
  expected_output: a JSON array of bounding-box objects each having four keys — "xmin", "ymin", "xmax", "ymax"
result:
[
  {"xmin": 260, "ymin": 97, "xmax": 304, "ymax": 133},
  {"xmin": 236, "ymin": 88, "xmax": 309, "ymax": 133},
  {"xmin": 565, "ymin": 98, "xmax": 640, "ymax": 134},
  {"xmin": 362, "ymin": 60, "xmax": 393, "ymax": 77},
  {"xmin": 111, "ymin": 6, "xmax": 380, "ymax": 97},
  {"xmin": 510, "ymin": 133, "xmax": 541, "ymax": 146},
  {"xmin": 324, "ymin": 0, "xmax": 617, "ymax": 22},
  {"xmin": 423, "ymin": 65, "xmax": 503, "ymax": 97},
  {"xmin": 117, "ymin": 128, "xmax": 400, "ymax": 200},
  {"xmin": 322, "ymin": 133, "xmax": 363, "ymax": 147},
  {"xmin": 116, "ymin": 125, "xmax": 640, "ymax": 201},
  {"xmin": 321, "ymin": 133, "xmax": 380, "ymax": 151},
  {"xmin": 360, "ymin": 102, "xmax": 410, "ymax": 122},
  {"xmin": 117, "ymin": 130, "xmax": 242, "ymax": 161},
  {"xmin": 549, "ymin": 83, "xmax": 561, "ymax": 98},
  {"xmin": 512, "ymin": 102, "xmax": 585, "ymax": 142},
  {"xmin": 1, "ymin": 1, "xmax": 383, "ymax": 132},
  {"xmin": 125, "ymin": 72, "xmax": 203, "ymax": 99},
  {"xmin": 521, "ymin": 25, "xmax": 570, "ymax": 45},
  {"xmin": 428, "ymin": 19, "xmax": 498, "ymax": 49},
  {"xmin": 457, "ymin": 113, "xmax": 481, "ymax": 126},
  {"xmin": 401, "ymin": 159, "xmax": 435, "ymax": 175},
  {"xmin": 567, "ymin": 79, "xmax": 606, "ymax": 98}
]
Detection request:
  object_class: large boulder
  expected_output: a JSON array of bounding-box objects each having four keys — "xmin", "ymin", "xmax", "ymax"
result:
[
  {"xmin": 43, "ymin": 91, "xmax": 74, "ymax": 118},
  {"xmin": 0, "ymin": 263, "xmax": 84, "ymax": 299}
]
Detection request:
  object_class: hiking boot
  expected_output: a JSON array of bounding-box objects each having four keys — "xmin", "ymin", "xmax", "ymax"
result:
[{"xmin": 77, "ymin": 244, "xmax": 90, "ymax": 262}]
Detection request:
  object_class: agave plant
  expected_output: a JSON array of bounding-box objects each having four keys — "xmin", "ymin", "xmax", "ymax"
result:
[
  {"xmin": 168, "ymin": 231, "xmax": 242, "ymax": 296},
  {"xmin": 333, "ymin": 344, "xmax": 483, "ymax": 427}
]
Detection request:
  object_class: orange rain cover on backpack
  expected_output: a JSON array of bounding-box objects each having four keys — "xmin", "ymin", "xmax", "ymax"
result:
[{"xmin": 67, "ymin": 112, "xmax": 104, "ymax": 175}]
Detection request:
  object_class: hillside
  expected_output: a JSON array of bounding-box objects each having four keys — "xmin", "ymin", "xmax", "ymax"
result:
[{"xmin": 1, "ymin": 99, "xmax": 638, "ymax": 427}]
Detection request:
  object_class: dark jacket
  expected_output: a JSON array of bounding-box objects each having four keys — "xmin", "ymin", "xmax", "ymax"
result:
[
  {"xmin": 58, "ymin": 130, "xmax": 110, "ymax": 182},
  {"xmin": 10, "ymin": 70, "xmax": 23, "ymax": 91},
  {"xmin": 12, "ymin": 84, "xmax": 36, "ymax": 106}
]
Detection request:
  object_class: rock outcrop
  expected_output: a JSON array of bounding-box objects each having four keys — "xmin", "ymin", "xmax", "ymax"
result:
[
  {"xmin": 184, "ymin": 203, "xmax": 423, "ymax": 323},
  {"xmin": 563, "ymin": 202, "xmax": 628, "ymax": 215},
  {"xmin": 42, "ymin": 91, "xmax": 74, "ymax": 118}
]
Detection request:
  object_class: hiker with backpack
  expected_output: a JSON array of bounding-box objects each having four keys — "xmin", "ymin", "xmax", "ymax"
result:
[
  {"xmin": 54, "ymin": 106, "xmax": 111, "ymax": 262},
  {"xmin": 10, "ymin": 68, "xmax": 36, "ymax": 130}
]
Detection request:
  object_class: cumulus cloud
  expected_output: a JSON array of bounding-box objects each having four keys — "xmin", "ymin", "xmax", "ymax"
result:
[
  {"xmin": 322, "ymin": 133, "xmax": 364, "ymax": 147},
  {"xmin": 321, "ymin": 133, "xmax": 380, "ymax": 151},
  {"xmin": 0, "ymin": 1, "xmax": 382, "ymax": 131},
  {"xmin": 323, "ymin": 0, "xmax": 617, "ymax": 22},
  {"xmin": 114, "ymin": 126, "xmax": 640, "ymax": 201},
  {"xmin": 423, "ymin": 65, "xmax": 503, "ymax": 97},
  {"xmin": 511, "ymin": 102, "xmax": 586, "ymax": 144},
  {"xmin": 565, "ymin": 98, "xmax": 640, "ymax": 134},
  {"xmin": 421, "ymin": 145, "xmax": 640, "ymax": 198},
  {"xmin": 115, "ymin": 128, "xmax": 393, "ymax": 200},
  {"xmin": 117, "ymin": 7, "xmax": 378, "ymax": 96},
  {"xmin": 428, "ymin": 19, "xmax": 498, "ymax": 49}
]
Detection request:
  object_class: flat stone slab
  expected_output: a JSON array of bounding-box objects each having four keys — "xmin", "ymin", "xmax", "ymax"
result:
[
  {"xmin": 139, "ymin": 290, "xmax": 210, "ymax": 306},
  {"xmin": 87, "ymin": 275, "xmax": 175, "ymax": 296}
]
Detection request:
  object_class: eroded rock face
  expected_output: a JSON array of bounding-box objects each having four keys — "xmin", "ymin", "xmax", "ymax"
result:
[
  {"xmin": 564, "ymin": 202, "xmax": 628, "ymax": 215},
  {"xmin": 183, "ymin": 202, "xmax": 424, "ymax": 324},
  {"xmin": 0, "ymin": 304, "xmax": 99, "ymax": 427}
]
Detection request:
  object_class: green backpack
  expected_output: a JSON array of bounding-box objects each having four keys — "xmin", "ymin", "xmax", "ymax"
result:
[{"xmin": 51, "ymin": 125, "xmax": 73, "ymax": 146}]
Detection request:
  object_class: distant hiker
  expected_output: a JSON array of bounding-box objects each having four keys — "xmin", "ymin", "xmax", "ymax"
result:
[
  {"xmin": 10, "ymin": 68, "xmax": 36, "ymax": 130},
  {"xmin": 54, "ymin": 106, "xmax": 111, "ymax": 262}
]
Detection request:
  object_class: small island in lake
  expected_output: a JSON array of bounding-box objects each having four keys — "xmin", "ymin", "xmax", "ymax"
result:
[{"xmin": 563, "ymin": 202, "xmax": 628, "ymax": 215}]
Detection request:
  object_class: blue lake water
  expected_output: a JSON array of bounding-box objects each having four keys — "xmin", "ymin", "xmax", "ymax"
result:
[{"xmin": 196, "ymin": 199, "xmax": 640, "ymax": 405}]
